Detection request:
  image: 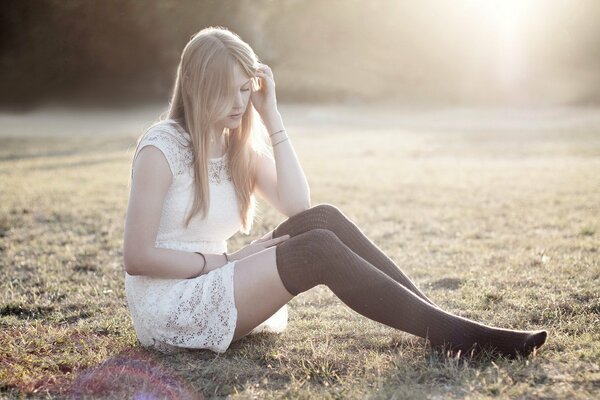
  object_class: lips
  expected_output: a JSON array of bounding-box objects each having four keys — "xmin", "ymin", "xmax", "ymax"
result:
[{"xmin": 230, "ymin": 112, "xmax": 243, "ymax": 118}]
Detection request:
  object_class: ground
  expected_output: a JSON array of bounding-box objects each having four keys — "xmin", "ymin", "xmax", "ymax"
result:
[{"xmin": 1, "ymin": 104, "xmax": 599, "ymax": 399}]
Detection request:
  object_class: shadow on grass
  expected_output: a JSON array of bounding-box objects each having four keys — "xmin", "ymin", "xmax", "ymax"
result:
[
  {"xmin": 0, "ymin": 304, "xmax": 55, "ymax": 319},
  {"xmin": 374, "ymin": 344, "xmax": 547, "ymax": 398},
  {"xmin": 68, "ymin": 347, "xmax": 204, "ymax": 399},
  {"xmin": 0, "ymin": 136, "xmax": 136, "ymax": 162},
  {"xmin": 0, "ymin": 149, "xmax": 93, "ymax": 162},
  {"xmin": 18, "ymin": 154, "xmax": 128, "ymax": 172},
  {"xmin": 67, "ymin": 333, "xmax": 292, "ymax": 399}
]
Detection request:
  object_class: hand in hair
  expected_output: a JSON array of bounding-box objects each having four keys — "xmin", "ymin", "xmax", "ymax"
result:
[{"xmin": 251, "ymin": 62, "xmax": 279, "ymax": 118}]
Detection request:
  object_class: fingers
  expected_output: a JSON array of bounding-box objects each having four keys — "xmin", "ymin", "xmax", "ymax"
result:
[
  {"xmin": 251, "ymin": 233, "xmax": 288, "ymax": 245},
  {"xmin": 255, "ymin": 64, "xmax": 274, "ymax": 83},
  {"xmin": 251, "ymin": 236, "xmax": 268, "ymax": 244},
  {"xmin": 256, "ymin": 62, "xmax": 273, "ymax": 76},
  {"xmin": 254, "ymin": 70, "xmax": 274, "ymax": 87},
  {"xmin": 263, "ymin": 234, "xmax": 290, "ymax": 247}
]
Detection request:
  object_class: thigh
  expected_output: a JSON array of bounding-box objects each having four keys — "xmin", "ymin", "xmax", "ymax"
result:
[{"xmin": 231, "ymin": 246, "xmax": 294, "ymax": 342}]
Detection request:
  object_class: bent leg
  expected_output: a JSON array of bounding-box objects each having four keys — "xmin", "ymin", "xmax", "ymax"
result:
[
  {"xmin": 231, "ymin": 246, "xmax": 294, "ymax": 343},
  {"xmin": 275, "ymin": 228, "xmax": 547, "ymax": 358},
  {"xmin": 271, "ymin": 203, "xmax": 438, "ymax": 306}
]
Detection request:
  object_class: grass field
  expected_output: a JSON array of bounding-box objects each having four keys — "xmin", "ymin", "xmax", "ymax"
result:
[{"xmin": 1, "ymin": 105, "xmax": 599, "ymax": 399}]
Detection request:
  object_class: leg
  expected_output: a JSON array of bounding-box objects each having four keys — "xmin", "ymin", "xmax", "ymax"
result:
[
  {"xmin": 231, "ymin": 246, "xmax": 294, "ymax": 343},
  {"xmin": 272, "ymin": 203, "xmax": 438, "ymax": 306},
  {"xmin": 275, "ymin": 229, "xmax": 547, "ymax": 358}
]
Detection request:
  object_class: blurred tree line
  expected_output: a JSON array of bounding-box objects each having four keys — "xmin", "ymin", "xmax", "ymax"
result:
[
  {"xmin": 2, "ymin": 0, "xmax": 600, "ymax": 110},
  {"xmin": 1, "ymin": 0, "xmax": 273, "ymax": 108}
]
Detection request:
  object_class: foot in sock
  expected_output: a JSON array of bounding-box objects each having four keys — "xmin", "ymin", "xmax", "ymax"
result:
[
  {"xmin": 274, "ymin": 229, "xmax": 548, "ymax": 358},
  {"xmin": 272, "ymin": 203, "xmax": 438, "ymax": 306}
]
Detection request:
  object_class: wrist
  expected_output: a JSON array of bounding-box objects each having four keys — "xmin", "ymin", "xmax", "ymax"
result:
[
  {"xmin": 263, "ymin": 110, "xmax": 283, "ymax": 133},
  {"xmin": 226, "ymin": 252, "xmax": 236, "ymax": 262},
  {"xmin": 203, "ymin": 253, "xmax": 225, "ymax": 273},
  {"xmin": 269, "ymin": 129, "xmax": 287, "ymax": 143},
  {"xmin": 193, "ymin": 252, "xmax": 207, "ymax": 278}
]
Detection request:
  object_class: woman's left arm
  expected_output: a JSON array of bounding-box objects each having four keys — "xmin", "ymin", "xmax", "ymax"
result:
[
  {"xmin": 251, "ymin": 62, "xmax": 310, "ymax": 217},
  {"xmin": 259, "ymin": 110, "xmax": 311, "ymax": 216}
]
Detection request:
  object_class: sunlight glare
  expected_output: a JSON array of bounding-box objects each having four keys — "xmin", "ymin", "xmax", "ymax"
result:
[
  {"xmin": 464, "ymin": 0, "xmax": 536, "ymax": 36},
  {"xmin": 460, "ymin": 0, "xmax": 547, "ymax": 101}
]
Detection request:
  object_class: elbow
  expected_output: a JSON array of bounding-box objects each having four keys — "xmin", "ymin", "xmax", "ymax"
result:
[
  {"xmin": 300, "ymin": 198, "xmax": 311, "ymax": 212},
  {"xmin": 300, "ymin": 191, "xmax": 311, "ymax": 211},
  {"xmin": 279, "ymin": 186, "xmax": 311, "ymax": 217},
  {"xmin": 123, "ymin": 253, "xmax": 139, "ymax": 275},
  {"xmin": 287, "ymin": 199, "xmax": 311, "ymax": 217},
  {"xmin": 298, "ymin": 193, "xmax": 312, "ymax": 213},
  {"xmin": 123, "ymin": 246, "xmax": 149, "ymax": 276}
]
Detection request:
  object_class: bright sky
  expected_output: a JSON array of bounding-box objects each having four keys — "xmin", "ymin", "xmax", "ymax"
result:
[{"xmin": 397, "ymin": 0, "xmax": 597, "ymax": 104}]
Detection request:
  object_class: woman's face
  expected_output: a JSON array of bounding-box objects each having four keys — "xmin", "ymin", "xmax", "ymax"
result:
[{"xmin": 214, "ymin": 63, "xmax": 253, "ymax": 133}]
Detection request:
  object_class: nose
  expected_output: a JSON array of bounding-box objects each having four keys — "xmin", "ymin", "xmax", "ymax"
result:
[{"xmin": 233, "ymin": 91, "xmax": 245, "ymax": 112}]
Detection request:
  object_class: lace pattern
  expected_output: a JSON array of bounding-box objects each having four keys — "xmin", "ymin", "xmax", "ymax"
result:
[
  {"xmin": 125, "ymin": 260, "xmax": 238, "ymax": 354},
  {"xmin": 135, "ymin": 122, "xmax": 231, "ymax": 185},
  {"xmin": 163, "ymin": 261, "xmax": 237, "ymax": 352},
  {"xmin": 134, "ymin": 127, "xmax": 192, "ymax": 178},
  {"xmin": 125, "ymin": 120, "xmax": 288, "ymax": 354},
  {"xmin": 208, "ymin": 157, "xmax": 232, "ymax": 184}
]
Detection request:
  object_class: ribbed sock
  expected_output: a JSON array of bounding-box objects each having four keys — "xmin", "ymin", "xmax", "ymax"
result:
[
  {"xmin": 273, "ymin": 204, "xmax": 437, "ymax": 306},
  {"xmin": 275, "ymin": 229, "xmax": 547, "ymax": 358}
]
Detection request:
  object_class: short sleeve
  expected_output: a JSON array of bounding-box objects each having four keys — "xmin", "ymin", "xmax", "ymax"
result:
[{"xmin": 132, "ymin": 125, "xmax": 191, "ymax": 179}]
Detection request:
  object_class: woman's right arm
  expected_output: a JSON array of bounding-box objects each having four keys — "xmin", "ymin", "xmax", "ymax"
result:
[{"xmin": 123, "ymin": 146, "xmax": 226, "ymax": 279}]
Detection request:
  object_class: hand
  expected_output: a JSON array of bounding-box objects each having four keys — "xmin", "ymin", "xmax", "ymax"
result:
[
  {"xmin": 256, "ymin": 229, "xmax": 274, "ymax": 241},
  {"xmin": 229, "ymin": 234, "xmax": 290, "ymax": 261},
  {"xmin": 250, "ymin": 62, "xmax": 279, "ymax": 119}
]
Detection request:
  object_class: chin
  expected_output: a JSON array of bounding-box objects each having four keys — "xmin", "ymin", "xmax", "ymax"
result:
[{"xmin": 225, "ymin": 121, "xmax": 242, "ymax": 130}]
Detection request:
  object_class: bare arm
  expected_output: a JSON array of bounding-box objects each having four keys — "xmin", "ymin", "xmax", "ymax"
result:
[
  {"xmin": 255, "ymin": 110, "xmax": 311, "ymax": 216},
  {"xmin": 123, "ymin": 145, "xmax": 227, "ymax": 279}
]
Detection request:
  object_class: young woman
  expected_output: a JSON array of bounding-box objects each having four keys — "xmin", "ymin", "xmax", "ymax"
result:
[{"xmin": 123, "ymin": 26, "xmax": 547, "ymax": 357}]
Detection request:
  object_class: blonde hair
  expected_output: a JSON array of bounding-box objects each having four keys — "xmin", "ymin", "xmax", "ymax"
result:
[{"xmin": 137, "ymin": 26, "xmax": 271, "ymax": 234}]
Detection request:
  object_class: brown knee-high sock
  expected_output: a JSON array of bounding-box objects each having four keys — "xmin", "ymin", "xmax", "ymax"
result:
[
  {"xmin": 272, "ymin": 203, "xmax": 438, "ymax": 306},
  {"xmin": 275, "ymin": 229, "xmax": 547, "ymax": 358}
]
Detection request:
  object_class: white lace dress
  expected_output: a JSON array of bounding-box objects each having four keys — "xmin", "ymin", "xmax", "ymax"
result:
[{"xmin": 124, "ymin": 119, "xmax": 288, "ymax": 354}]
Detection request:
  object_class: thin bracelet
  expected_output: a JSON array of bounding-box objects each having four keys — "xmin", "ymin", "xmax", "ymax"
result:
[
  {"xmin": 194, "ymin": 252, "xmax": 207, "ymax": 276},
  {"xmin": 272, "ymin": 134, "xmax": 289, "ymax": 145},
  {"xmin": 270, "ymin": 131, "xmax": 287, "ymax": 140},
  {"xmin": 271, "ymin": 134, "xmax": 289, "ymax": 146},
  {"xmin": 273, "ymin": 136, "xmax": 289, "ymax": 147},
  {"xmin": 269, "ymin": 129, "xmax": 286, "ymax": 137}
]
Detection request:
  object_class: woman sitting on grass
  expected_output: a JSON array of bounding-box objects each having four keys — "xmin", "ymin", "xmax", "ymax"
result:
[{"xmin": 123, "ymin": 26, "xmax": 547, "ymax": 358}]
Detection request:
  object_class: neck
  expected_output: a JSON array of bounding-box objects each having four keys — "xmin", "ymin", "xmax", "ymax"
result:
[{"xmin": 208, "ymin": 128, "xmax": 227, "ymax": 158}]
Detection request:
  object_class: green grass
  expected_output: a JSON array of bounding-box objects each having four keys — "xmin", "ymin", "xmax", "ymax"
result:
[{"xmin": 1, "ymin": 111, "xmax": 599, "ymax": 398}]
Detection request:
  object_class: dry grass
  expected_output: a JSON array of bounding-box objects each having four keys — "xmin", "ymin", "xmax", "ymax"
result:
[{"xmin": 1, "ymin": 105, "xmax": 599, "ymax": 399}]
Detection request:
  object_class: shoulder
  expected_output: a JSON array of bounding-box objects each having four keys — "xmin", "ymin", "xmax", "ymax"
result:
[
  {"xmin": 140, "ymin": 119, "xmax": 191, "ymax": 148},
  {"xmin": 134, "ymin": 119, "xmax": 192, "ymax": 177}
]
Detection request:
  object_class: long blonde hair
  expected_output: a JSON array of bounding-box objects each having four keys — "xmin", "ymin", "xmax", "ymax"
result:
[{"xmin": 140, "ymin": 26, "xmax": 271, "ymax": 234}]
